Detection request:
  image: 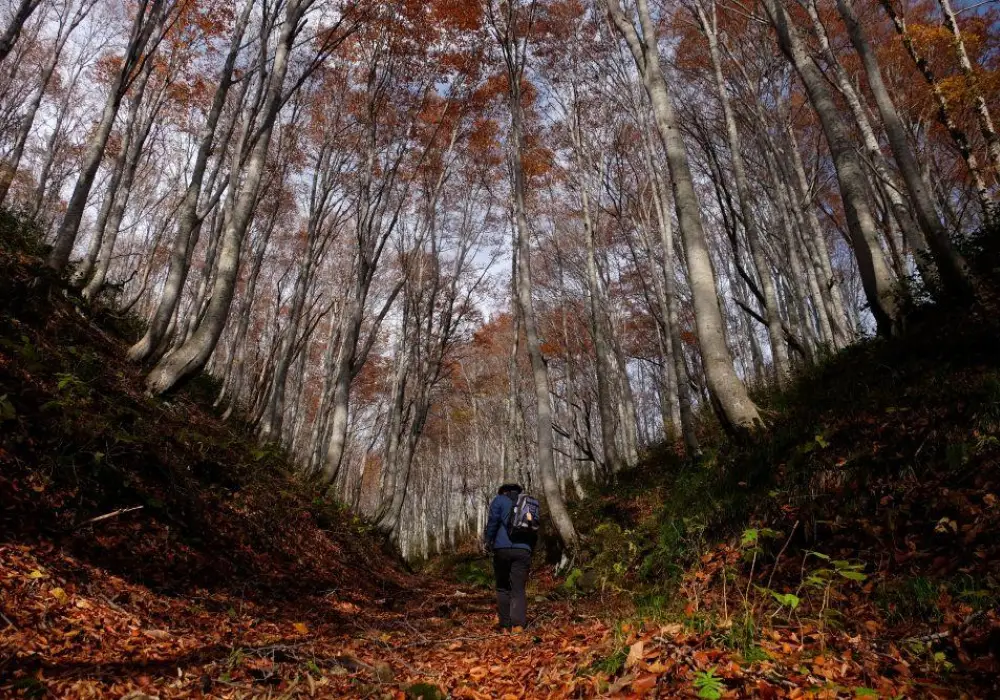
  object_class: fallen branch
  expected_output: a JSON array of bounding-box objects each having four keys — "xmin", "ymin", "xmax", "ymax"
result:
[
  {"xmin": 904, "ymin": 608, "xmax": 992, "ymax": 645},
  {"xmin": 75, "ymin": 506, "xmax": 143, "ymax": 529}
]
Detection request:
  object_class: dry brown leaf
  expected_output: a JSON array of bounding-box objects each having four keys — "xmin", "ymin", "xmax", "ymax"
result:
[{"xmin": 626, "ymin": 640, "xmax": 644, "ymax": 669}]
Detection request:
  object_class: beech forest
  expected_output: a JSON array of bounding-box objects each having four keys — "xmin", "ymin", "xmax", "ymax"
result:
[{"xmin": 1, "ymin": 0, "xmax": 999, "ymax": 697}]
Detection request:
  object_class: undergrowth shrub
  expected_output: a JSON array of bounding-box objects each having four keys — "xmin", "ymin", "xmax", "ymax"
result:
[{"xmin": 0, "ymin": 206, "xmax": 43, "ymax": 255}]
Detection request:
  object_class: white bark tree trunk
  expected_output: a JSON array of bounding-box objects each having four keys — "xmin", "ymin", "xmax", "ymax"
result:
[
  {"xmin": 47, "ymin": 0, "xmax": 169, "ymax": 272},
  {"xmin": 763, "ymin": 0, "xmax": 899, "ymax": 336},
  {"xmin": 605, "ymin": 0, "xmax": 761, "ymax": 432},
  {"xmin": 836, "ymin": 0, "xmax": 971, "ymax": 296},
  {"xmin": 145, "ymin": 0, "xmax": 305, "ymax": 394}
]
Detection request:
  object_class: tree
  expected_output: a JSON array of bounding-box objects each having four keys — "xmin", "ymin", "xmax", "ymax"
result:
[
  {"xmin": 0, "ymin": 0, "xmax": 97, "ymax": 206},
  {"xmin": 484, "ymin": 0, "xmax": 579, "ymax": 549},
  {"xmin": 603, "ymin": 0, "xmax": 762, "ymax": 433},
  {"xmin": 47, "ymin": 0, "xmax": 177, "ymax": 273},
  {"xmin": 761, "ymin": 0, "xmax": 899, "ymax": 336},
  {"xmin": 0, "ymin": 0, "xmax": 45, "ymax": 66},
  {"xmin": 144, "ymin": 0, "xmax": 355, "ymax": 394},
  {"xmin": 834, "ymin": 0, "xmax": 971, "ymax": 297},
  {"xmin": 128, "ymin": 0, "xmax": 255, "ymax": 363}
]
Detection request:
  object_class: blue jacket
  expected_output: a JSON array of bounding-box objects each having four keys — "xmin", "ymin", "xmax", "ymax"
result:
[{"xmin": 484, "ymin": 494, "xmax": 533, "ymax": 551}]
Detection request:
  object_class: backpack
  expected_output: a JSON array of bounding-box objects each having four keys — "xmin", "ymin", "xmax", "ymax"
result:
[{"xmin": 507, "ymin": 493, "xmax": 541, "ymax": 534}]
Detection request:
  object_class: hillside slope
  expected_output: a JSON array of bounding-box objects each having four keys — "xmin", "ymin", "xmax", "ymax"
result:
[
  {"xmin": 0, "ymin": 216, "xmax": 635, "ymax": 700},
  {"xmin": 563, "ymin": 280, "xmax": 1000, "ymax": 696},
  {"xmin": 0, "ymin": 219, "xmax": 431, "ymax": 696}
]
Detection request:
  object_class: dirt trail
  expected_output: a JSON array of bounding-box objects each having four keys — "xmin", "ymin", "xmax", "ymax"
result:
[
  {"xmin": 3, "ymin": 538, "xmax": 939, "ymax": 699},
  {"xmin": 2, "ymin": 540, "xmax": 616, "ymax": 698}
]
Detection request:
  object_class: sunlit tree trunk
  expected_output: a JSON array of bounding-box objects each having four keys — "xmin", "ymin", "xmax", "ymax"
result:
[
  {"xmin": 0, "ymin": 0, "xmax": 93, "ymax": 206},
  {"xmin": 0, "ymin": 0, "xmax": 43, "ymax": 66},
  {"xmin": 878, "ymin": 0, "xmax": 991, "ymax": 217},
  {"xmin": 780, "ymin": 122, "xmax": 853, "ymax": 345},
  {"xmin": 693, "ymin": 0, "xmax": 790, "ymax": 383},
  {"xmin": 215, "ymin": 205, "xmax": 279, "ymax": 415},
  {"xmin": 836, "ymin": 0, "xmax": 971, "ymax": 295},
  {"xmin": 485, "ymin": 0, "xmax": 579, "ymax": 549},
  {"xmin": 605, "ymin": 0, "xmax": 761, "ymax": 433},
  {"xmin": 569, "ymin": 108, "xmax": 624, "ymax": 475},
  {"xmin": 129, "ymin": 0, "xmax": 253, "ymax": 362},
  {"xmin": 763, "ymin": 0, "xmax": 899, "ymax": 336},
  {"xmin": 937, "ymin": 0, "xmax": 1000, "ymax": 181},
  {"xmin": 48, "ymin": 0, "xmax": 170, "ymax": 273},
  {"xmin": 145, "ymin": 0, "xmax": 306, "ymax": 394},
  {"xmin": 83, "ymin": 66, "xmax": 166, "ymax": 300}
]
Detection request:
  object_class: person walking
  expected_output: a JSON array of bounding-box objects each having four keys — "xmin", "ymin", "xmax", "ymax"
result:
[{"xmin": 482, "ymin": 483, "xmax": 538, "ymax": 630}]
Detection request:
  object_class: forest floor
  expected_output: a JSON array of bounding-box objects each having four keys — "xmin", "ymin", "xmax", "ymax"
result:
[{"xmin": 2, "ymin": 220, "xmax": 999, "ymax": 698}]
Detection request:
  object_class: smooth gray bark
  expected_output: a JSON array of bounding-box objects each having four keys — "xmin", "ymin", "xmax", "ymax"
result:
[
  {"xmin": 605, "ymin": 0, "xmax": 761, "ymax": 432},
  {"xmin": 145, "ymin": 0, "xmax": 307, "ymax": 393},
  {"xmin": 836, "ymin": 0, "xmax": 971, "ymax": 296},
  {"xmin": 0, "ymin": 0, "xmax": 43, "ymax": 65},
  {"xmin": 128, "ymin": 0, "xmax": 253, "ymax": 362},
  {"xmin": 693, "ymin": 0, "xmax": 790, "ymax": 383},
  {"xmin": 47, "ymin": 0, "xmax": 169, "ymax": 272},
  {"xmin": 763, "ymin": 0, "xmax": 899, "ymax": 336}
]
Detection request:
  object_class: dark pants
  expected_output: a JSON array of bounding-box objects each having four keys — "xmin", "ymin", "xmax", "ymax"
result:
[{"xmin": 493, "ymin": 547, "xmax": 531, "ymax": 628}]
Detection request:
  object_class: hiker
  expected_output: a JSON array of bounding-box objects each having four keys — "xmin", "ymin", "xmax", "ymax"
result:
[{"xmin": 482, "ymin": 483, "xmax": 539, "ymax": 630}]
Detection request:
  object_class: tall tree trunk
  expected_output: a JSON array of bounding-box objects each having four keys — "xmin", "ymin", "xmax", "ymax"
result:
[
  {"xmin": 47, "ymin": 0, "xmax": 167, "ymax": 273},
  {"xmin": 215, "ymin": 207, "xmax": 278, "ymax": 413},
  {"xmin": 0, "ymin": 21, "xmax": 69, "ymax": 205},
  {"xmin": 571, "ymin": 118, "xmax": 624, "ymax": 475},
  {"xmin": 937, "ymin": 0, "xmax": 1000, "ymax": 181},
  {"xmin": 501, "ymin": 25, "xmax": 579, "ymax": 550},
  {"xmin": 640, "ymin": 127, "xmax": 702, "ymax": 456},
  {"xmin": 29, "ymin": 64, "xmax": 82, "ymax": 221},
  {"xmin": 693, "ymin": 0, "xmax": 790, "ymax": 383},
  {"xmin": 763, "ymin": 0, "xmax": 899, "ymax": 336},
  {"xmin": 145, "ymin": 0, "xmax": 302, "ymax": 394},
  {"xmin": 836, "ymin": 0, "xmax": 971, "ymax": 296},
  {"xmin": 128, "ymin": 0, "xmax": 253, "ymax": 362},
  {"xmin": 805, "ymin": 0, "xmax": 930, "ymax": 281},
  {"xmin": 0, "ymin": 0, "xmax": 42, "ymax": 66},
  {"xmin": 780, "ymin": 122, "xmax": 853, "ymax": 344},
  {"xmin": 83, "ymin": 67, "xmax": 163, "ymax": 300},
  {"xmin": 259, "ymin": 253, "xmax": 313, "ymax": 440},
  {"xmin": 74, "ymin": 156, "xmax": 127, "ymax": 285},
  {"xmin": 605, "ymin": 0, "xmax": 761, "ymax": 432},
  {"xmin": 878, "ymin": 0, "xmax": 992, "ymax": 217},
  {"xmin": 320, "ymin": 294, "xmax": 363, "ymax": 487}
]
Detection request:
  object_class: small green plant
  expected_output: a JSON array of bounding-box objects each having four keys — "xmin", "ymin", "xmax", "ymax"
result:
[
  {"xmin": 739, "ymin": 644, "xmax": 772, "ymax": 664},
  {"xmin": 562, "ymin": 567, "xmax": 584, "ymax": 591},
  {"xmin": 769, "ymin": 590, "xmax": 801, "ymax": 612},
  {"xmin": 589, "ymin": 647, "xmax": 627, "ymax": 676},
  {"xmin": 719, "ymin": 613, "xmax": 756, "ymax": 655},
  {"xmin": 692, "ymin": 667, "xmax": 725, "ymax": 699},
  {"xmin": 227, "ymin": 647, "xmax": 245, "ymax": 670},
  {"xmin": 802, "ymin": 552, "xmax": 868, "ymax": 587},
  {"xmin": 905, "ymin": 639, "xmax": 955, "ymax": 674},
  {"xmin": 0, "ymin": 394, "xmax": 15, "ymax": 422},
  {"xmin": 877, "ymin": 576, "xmax": 940, "ymax": 624},
  {"xmin": 454, "ymin": 560, "xmax": 492, "ymax": 588}
]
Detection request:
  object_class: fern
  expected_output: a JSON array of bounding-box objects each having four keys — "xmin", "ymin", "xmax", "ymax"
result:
[{"xmin": 693, "ymin": 667, "xmax": 725, "ymax": 699}]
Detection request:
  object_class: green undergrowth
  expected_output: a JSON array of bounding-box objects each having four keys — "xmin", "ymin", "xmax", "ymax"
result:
[{"xmin": 565, "ymin": 258, "xmax": 1000, "ymax": 646}]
